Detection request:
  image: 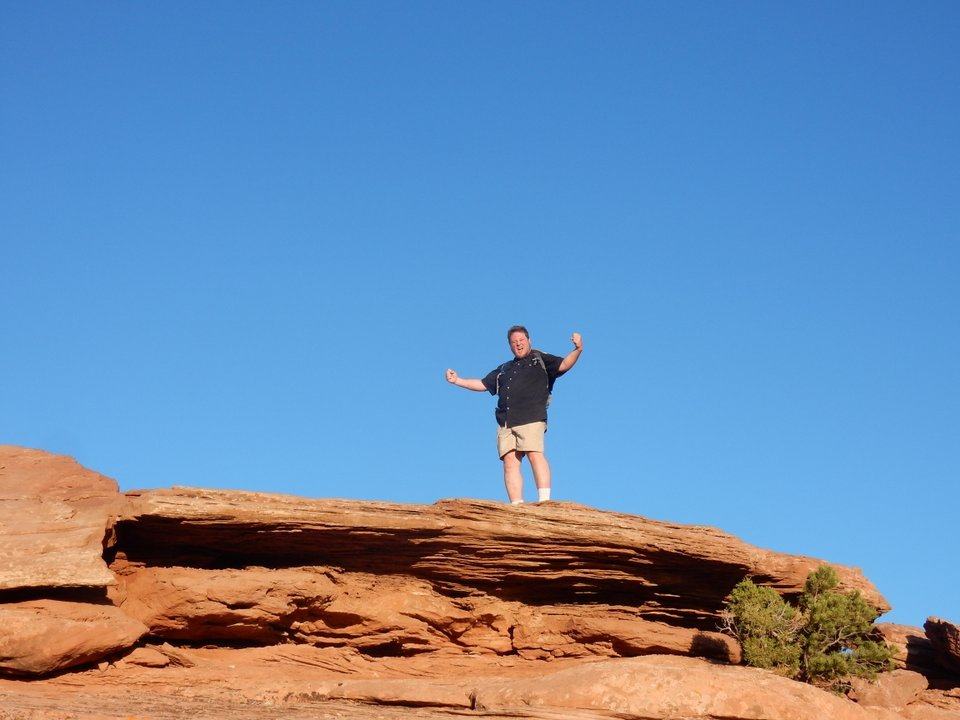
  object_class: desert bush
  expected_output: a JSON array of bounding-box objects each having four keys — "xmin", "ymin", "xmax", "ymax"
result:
[
  {"xmin": 723, "ymin": 577, "xmax": 801, "ymax": 675},
  {"xmin": 721, "ymin": 565, "xmax": 894, "ymax": 691}
]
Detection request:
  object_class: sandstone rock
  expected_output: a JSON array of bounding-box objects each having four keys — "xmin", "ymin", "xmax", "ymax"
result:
[
  {"xmin": 0, "ymin": 447, "xmax": 900, "ymax": 719},
  {"xmin": 510, "ymin": 603, "xmax": 739, "ymax": 661},
  {"xmin": 0, "ymin": 600, "xmax": 147, "ymax": 675},
  {"xmin": 0, "ymin": 446, "xmax": 119, "ymax": 591},
  {"xmin": 849, "ymin": 669, "xmax": 928, "ymax": 709},
  {"xmin": 926, "ymin": 618, "xmax": 960, "ymax": 676},
  {"xmin": 117, "ymin": 646, "xmax": 171, "ymax": 668},
  {"xmin": 154, "ymin": 642, "xmax": 195, "ymax": 668},
  {"xmin": 116, "ymin": 487, "xmax": 889, "ymax": 625},
  {"xmin": 304, "ymin": 654, "xmax": 904, "ymax": 720},
  {"xmin": 285, "ymin": 571, "xmax": 511, "ymax": 655},
  {"xmin": 878, "ymin": 623, "xmax": 942, "ymax": 676},
  {"xmin": 0, "ymin": 644, "xmax": 917, "ymax": 719},
  {"xmin": 902, "ymin": 707, "xmax": 960, "ymax": 720},
  {"xmin": 110, "ymin": 562, "xmax": 337, "ymax": 645},
  {"xmin": 901, "ymin": 695, "xmax": 960, "ymax": 720},
  {"xmin": 110, "ymin": 561, "xmax": 738, "ymax": 662}
]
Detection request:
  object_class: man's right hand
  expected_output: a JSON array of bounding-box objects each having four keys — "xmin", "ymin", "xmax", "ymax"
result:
[{"xmin": 445, "ymin": 369, "xmax": 458, "ymax": 384}]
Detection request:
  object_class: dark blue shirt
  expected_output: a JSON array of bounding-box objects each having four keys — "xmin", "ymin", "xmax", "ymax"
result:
[{"xmin": 481, "ymin": 350, "xmax": 564, "ymax": 428}]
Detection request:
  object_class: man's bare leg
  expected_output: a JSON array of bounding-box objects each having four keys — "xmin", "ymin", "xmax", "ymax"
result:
[
  {"xmin": 502, "ymin": 450, "xmax": 525, "ymax": 503},
  {"xmin": 527, "ymin": 451, "xmax": 551, "ymax": 501}
]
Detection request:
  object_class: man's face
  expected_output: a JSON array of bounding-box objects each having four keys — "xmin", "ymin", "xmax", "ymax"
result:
[{"xmin": 509, "ymin": 331, "xmax": 531, "ymax": 358}]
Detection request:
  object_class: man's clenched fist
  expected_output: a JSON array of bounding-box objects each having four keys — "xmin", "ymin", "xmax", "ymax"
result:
[
  {"xmin": 571, "ymin": 332, "xmax": 583, "ymax": 350},
  {"xmin": 445, "ymin": 368, "xmax": 458, "ymax": 384}
]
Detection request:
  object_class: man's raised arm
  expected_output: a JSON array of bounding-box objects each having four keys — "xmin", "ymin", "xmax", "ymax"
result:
[
  {"xmin": 558, "ymin": 332, "xmax": 584, "ymax": 373},
  {"xmin": 446, "ymin": 369, "xmax": 488, "ymax": 392}
]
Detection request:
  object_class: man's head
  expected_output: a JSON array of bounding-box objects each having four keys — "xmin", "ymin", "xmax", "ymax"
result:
[{"xmin": 507, "ymin": 325, "xmax": 531, "ymax": 358}]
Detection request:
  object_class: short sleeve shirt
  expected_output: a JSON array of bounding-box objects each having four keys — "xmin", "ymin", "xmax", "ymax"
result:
[{"xmin": 481, "ymin": 350, "xmax": 564, "ymax": 428}]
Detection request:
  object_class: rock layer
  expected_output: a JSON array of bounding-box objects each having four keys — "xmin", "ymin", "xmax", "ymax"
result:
[
  {"xmin": 879, "ymin": 623, "xmax": 945, "ymax": 679},
  {"xmin": 109, "ymin": 560, "xmax": 739, "ymax": 661},
  {"xmin": 0, "ymin": 647, "xmax": 918, "ymax": 720},
  {"xmin": 294, "ymin": 653, "xmax": 909, "ymax": 719},
  {"xmin": 2, "ymin": 445, "xmax": 937, "ymax": 720},
  {"xmin": 926, "ymin": 618, "xmax": 960, "ymax": 676},
  {"xmin": 0, "ymin": 446, "xmax": 118, "ymax": 591},
  {"xmin": 850, "ymin": 670, "xmax": 929, "ymax": 710},
  {"xmin": 0, "ymin": 600, "xmax": 147, "ymax": 675},
  {"xmin": 476, "ymin": 655, "xmax": 908, "ymax": 720},
  {"xmin": 115, "ymin": 486, "xmax": 890, "ymax": 623}
]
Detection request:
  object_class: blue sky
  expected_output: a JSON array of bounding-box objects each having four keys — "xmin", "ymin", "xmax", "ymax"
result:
[{"xmin": 2, "ymin": 2, "xmax": 957, "ymax": 629}]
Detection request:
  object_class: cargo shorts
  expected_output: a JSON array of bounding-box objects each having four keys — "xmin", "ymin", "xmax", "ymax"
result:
[{"xmin": 497, "ymin": 421, "xmax": 547, "ymax": 459}]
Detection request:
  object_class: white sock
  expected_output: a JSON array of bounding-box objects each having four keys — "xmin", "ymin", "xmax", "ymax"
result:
[
  {"xmin": 537, "ymin": 487, "xmax": 551, "ymax": 502},
  {"xmin": 511, "ymin": 499, "xmax": 524, "ymax": 505}
]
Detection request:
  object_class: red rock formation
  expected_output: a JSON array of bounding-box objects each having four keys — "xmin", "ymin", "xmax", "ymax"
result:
[
  {"xmin": 0, "ymin": 446, "xmax": 118, "ymax": 591},
  {"xmin": 6, "ymin": 445, "xmax": 951, "ymax": 720},
  {"xmin": 878, "ymin": 623, "xmax": 946, "ymax": 679},
  {"xmin": 108, "ymin": 559, "xmax": 739, "ymax": 661},
  {"xmin": 0, "ymin": 648, "xmax": 917, "ymax": 720},
  {"xmin": 899, "ymin": 687, "xmax": 960, "ymax": 720},
  {"xmin": 850, "ymin": 670, "xmax": 929, "ymax": 711},
  {"xmin": 114, "ymin": 486, "xmax": 890, "ymax": 619},
  {"xmin": 0, "ymin": 447, "xmax": 146, "ymax": 677},
  {"xmin": 0, "ymin": 600, "xmax": 146, "ymax": 675},
  {"xmin": 926, "ymin": 618, "xmax": 960, "ymax": 676}
]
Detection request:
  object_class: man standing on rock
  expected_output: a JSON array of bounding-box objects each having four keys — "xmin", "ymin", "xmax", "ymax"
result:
[{"xmin": 446, "ymin": 326, "xmax": 583, "ymax": 504}]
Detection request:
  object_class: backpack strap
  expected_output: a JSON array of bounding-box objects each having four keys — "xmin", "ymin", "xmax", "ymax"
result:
[
  {"xmin": 494, "ymin": 362, "xmax": 509, "ymax": 395},
  {"xmin": 495, "ymin": 353, "xmax": 555, "ymax": 404},
  {"xmin": 532, "ymin": 351, "xmax": 555, "ymax": 392}
]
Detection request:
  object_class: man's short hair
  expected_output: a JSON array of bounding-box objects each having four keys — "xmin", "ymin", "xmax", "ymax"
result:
[{"xmin": 507, "ymin": 325, "xmax": 529, "ymax": 340}]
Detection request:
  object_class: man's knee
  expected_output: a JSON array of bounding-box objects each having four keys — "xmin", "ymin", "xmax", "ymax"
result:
[{"xmin": 502, "ymin": 450, "xmax": 523, "ymax": 468}]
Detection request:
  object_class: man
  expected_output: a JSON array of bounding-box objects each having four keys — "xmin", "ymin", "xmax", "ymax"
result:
[{"xmin": 445, "ymin": 326, "xmax": 583, "ymax": 504}]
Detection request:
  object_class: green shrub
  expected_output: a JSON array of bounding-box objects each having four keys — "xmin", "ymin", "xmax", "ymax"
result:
[
  {"xmin": 721, "ymin": 565, "xmax": 895, "ymax": 691},
  {"xmin": 724, "ymin": 580, "xmax": 801, "ymax": 675}
]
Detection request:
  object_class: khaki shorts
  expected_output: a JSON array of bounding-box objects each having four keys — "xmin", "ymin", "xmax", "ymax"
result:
[{"xmin": 497, "ymin": 421, "xmax": 547, "ymax": 458}]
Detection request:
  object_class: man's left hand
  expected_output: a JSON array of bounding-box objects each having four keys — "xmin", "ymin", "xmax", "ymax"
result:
[{"xmin": 571, "ymin": 332, "xmax": 582, "ymax": 350}]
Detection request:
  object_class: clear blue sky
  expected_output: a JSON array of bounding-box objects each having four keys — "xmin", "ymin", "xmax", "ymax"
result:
[{"xmin": 2, "ymin": 2, "xmax": 957, "ymax": 629}]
